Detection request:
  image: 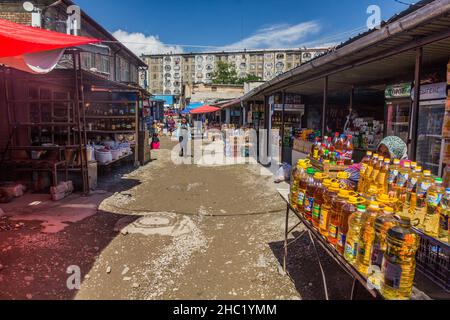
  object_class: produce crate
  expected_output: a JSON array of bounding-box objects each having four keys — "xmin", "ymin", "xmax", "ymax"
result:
[
  {"xmin": 415, "ymin": 229, "xmax": 450, "ymax": 292},
  {"xmin": 307, "ymin": 157, "xmax": 350, "ymax": 178}
]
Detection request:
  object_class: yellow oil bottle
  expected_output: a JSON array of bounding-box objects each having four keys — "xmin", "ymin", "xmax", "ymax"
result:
[
  {"xmin": 358, "ymin": 151, "xmax": 373, "ymax": 194},
  {"xmin": 368, "ymin": 207, "xmax": 399, "ymax": 289},
  {"xmin": 381, "ymin": 218, "xmax": 419, "ymax": 300},
  {"xmin": 363, "ymin": 154, "xmax": 379, "ymax": 193},
  {"xmin": 376, "ymin": 158, "xmax": 391, "ymax": 195},
  {"xmin": 423, "ymin": 178, "xmax": 445, "ymax": 238},
  {"xmin": 412, "ymin": 170, "xmax": 434, "ymax": 229},
  {"xmin": 387, "ymin": 159, "xmax": 401, "ymax": 197},
  {"xmin": 439, "ymin": 188, "xmax": 450, "ymax": 243},
  {"xmin": 404, "ymin": 166, "xmax": 422, "ymax": 219},
  {"xmin": 369, "ymin": 156, "xmax": 384, "ymax": 193},
  {"xmin": 344, "ymin": 205, "xmax": 367, "ymax": 265},
  {"xmin": 290, "ymin": 160, "xmax": 307, "ymax": 209},
  {"xmin": 356, "ymin": 201, "xmax": 381, "ymax": 276},
  {"xmin": 364, "ymin": 184, "xmax": 379, "ymax": 205},
  {"xmin": 395, "ymin": 161, "xmax": 412, "ymax": 213},
  {"xmin": 319, "ymin": 182, "xmax": 340, "ymax": 237},
  {"xmin": 328, "ymin": 189, "xmax": 350, "ymax": 245}
]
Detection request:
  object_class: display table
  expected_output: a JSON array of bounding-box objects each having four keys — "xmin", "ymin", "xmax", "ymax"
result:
[{"xmin": 277, "ymin": 188, "xmax": 430, "ymax": 300}]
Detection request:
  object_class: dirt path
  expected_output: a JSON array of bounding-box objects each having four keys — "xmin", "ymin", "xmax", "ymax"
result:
[{"xmin": 0, "ymin": 136, "xmax": 371, "ymax": 300}]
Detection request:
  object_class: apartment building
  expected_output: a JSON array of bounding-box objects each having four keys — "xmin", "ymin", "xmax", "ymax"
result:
[{"xmin": 143, "ymin": 49, "xmax": 328, "ymax": 96}]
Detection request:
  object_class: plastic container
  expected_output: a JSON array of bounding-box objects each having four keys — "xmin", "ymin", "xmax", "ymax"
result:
[{"xmin": 95, "ymin": 150, "xmax": 112, "ymax": 164}]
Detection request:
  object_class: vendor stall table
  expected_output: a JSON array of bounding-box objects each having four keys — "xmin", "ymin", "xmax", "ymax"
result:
[{"xmin": 277, "ymin": 188, "xmax": 431, "ymax": 300}]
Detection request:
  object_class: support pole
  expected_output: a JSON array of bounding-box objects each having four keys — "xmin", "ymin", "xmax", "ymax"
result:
[
  {"xmin": 322, "ymin": 77, "xmax": 328, "ymax": 137},
  {"xmin": 409, "ymin": 47, "xmax": 423, "ymax": 160},
  {"xmin": 281, "ymin": 90, "xmax": 286, "ymax": 163}
]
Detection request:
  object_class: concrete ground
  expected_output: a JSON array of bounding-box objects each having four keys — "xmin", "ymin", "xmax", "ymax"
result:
[{"xmin": 0, "ymin": 136, "xmax": 386, "ymax": 300}]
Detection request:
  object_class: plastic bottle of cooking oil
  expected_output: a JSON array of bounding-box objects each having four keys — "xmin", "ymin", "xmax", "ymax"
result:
[
  {"xmin": 412, "ymin": 170, "xmax": 434, "ymax": 229},
  {"xmin": 403, "ymin": 166, "xmax": 422, "ymax": 219},
  {"xmin": 387, "ymin": 159, "xmax": 401, "ymax": 197},
  {"xmin": 411, "ymin": 162, "xmax": 417, "ymax": 172},
  {"xmin": 312, "ymin": 176, "xmax": 329, "ymax": 229},
  {"xmin": 319, "ymin": 182, "xmax": 340, "ymax": 237},
  {"xmin": 423, "ymin": 178, "xmax": 445, "ymax": 237},
  {"xmin": 344, "ymin": 205, "xmax": 367, "ymax": 265},
  {"xmin": 358, "ymin": 151, "xmax": 373, "ymax": 194},
  {"xmin": 395, "ymin": 161, "xmax": 412, "ymax": 213},
  {"xmin": 303, "ymin": 168, "xmax": 318, "ymax": 222},
  {"xmin": 356, "ymin": 201, "xmax": 381, "ymax": 276},
  {"xmin": 381, "ymin": 218, "xmax": 420, "ymax": 300},
  {"xmin": 439, "ymin": 188, "xmax": 450, "ymax": 243},
  {"xmin": 377, "ymin": 194, "xmax": 395, "ymax": 211},
  {"xmin": 368, "ymin": 207, "xmax": 399, "ymax": 289},
  {"xmin": 328, "ymin": 190, "xmax": 350, "ymax": 245},
  {"xmin": 290, "ymin": 160, "xmax": 307, "ymax": 209},
  {"xmin": 297, "ymin": 165, "xmax": 310, "ymax": 214},
  {"xmin": 369, "ymin": 156, "xmax": 384, "ymax": 192},
  {"xmin": 364, "ymin": 184, "xmax": 379, "ymax": 205},
  {"xmin": 363, "ymin": 154, "xmax": 379, "ymax": 192},
  {"xmin": 336, "ymin": 196, "xmax": 359, "ymax": 254},
  {"xmin": 376, "ymin": 158, "xmax": 391, "ymax": 195}
]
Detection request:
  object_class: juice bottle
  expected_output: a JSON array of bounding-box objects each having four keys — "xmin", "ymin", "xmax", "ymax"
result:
[
  {"xmin": 364, "ymin": 154, "xmax": 379, "ymax": 194},
  {"xmin": 344, "ymin": 205, "xmax": 367, "ymax": 265},
  {"xmin": 312, "ymin": 176, "xmax": 330, "ymax": 229},
  {"xmin": 395, "ymin": 161, "xmax": 411, "ymax": 212},
  {"xmin": 296, "ymin": 166, "xmax": 310, "ymax": 214},
  {"xmin": 423, "ymin": 178, "xmax": 445, "ymax": 237},
  {"xmin": 404, "ymin": 166, "xmax": 422, "ymax": 219},
  {"xmin": 336, "ymin": 196, "xmax": 359, "ymax": 254},
  {"xmin": 413, "ymin": 170, "xmax": 434, "ymax": 229},
  {"xmin": 319, "ymin": 182, "xmax": 340, "ymax": 237},
  {"xmin": 439, "ymin": 188, "xmax": 450, "ymax": 243},
  {"xmin": 376, "ymin": 158, "xmax": 391, "ymax": 195},
  {"xmin": 387, "ymin": 159, "xmax": 401, "ymax": 197},
  {"xmin": 328, "ymin": 190, "xmax": 350, "ymax": 245},
  {"xmin": 356, "ymin": 201, "xmax": 381, "ymax": 276},
  {"xmin": 303, "ymin": 168, "xmax": 318, "ymax": 222},
  {"xmin": 368, "ymin": 207, "xmax": 399, "ymax": 289},
  {"xmin": 381, "ymin": 218, "xmax": 419, "ymax": 300},
  {"xmin": 358, "ymin": 151, "xmax": 373, "ymax": 194}
]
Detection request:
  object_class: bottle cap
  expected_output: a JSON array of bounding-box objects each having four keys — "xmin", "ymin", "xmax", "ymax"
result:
[
  {"xmin": 403, "ymin": 161, "xmax": 411, "ymax": 168},
  {"xmin": 323, "ymin": 179, "xmax": 332, "ymax": 187},
  {"xmin": 423, "ymin": 170, "xmax": 431, "ymax": 176},
  {"xmin": 383, "ymin": 206, "xmax": 395, "ymax": 214},
  {"xmin": 369, "ymin": 201, "xmax": 380, "ymax": 207},
  {"xmin": 411, "ymin": 162, "xmax": 417, "ymax": 167},
  {"xmin": 377, "ymin": 194, "xmax": 391, "ymax": 204},
  {"xmin": 357, "ymin": 205, "xmax": 367, "ymax": 211},
  {"xmin": 384, "ymin": 158, "xmax": 391, "ymax": 164},
  {"xmin": 379, "ymin": 156, "xmax": 385, "ymax": 162},
  {"xmin": 373, "ymin": 154, "xmax": 379, "ymax": 158},
  {"xmin": 393, "ymin": 159, "xmax": 400, "ymax": 165},
  {"xmin": 338, "ymin": 190, "xmax": 350, "ymax": 198},
  {"xmin": 348, "ymin": 196, "xmax": 359, "ymax": 204},
  {"xmin": 416, "ymin": 166, "xmax": 422, "ymax": 172},
  {"xmin": 329, "ymin": 182, "xmax": 340, "ymax": 191},
  {"xmin": 314, "ymin": 172, "xmax": 326, "ymax": 180},
  {"xmin": 337, "ymin": 171, "xmax": 350, "ymax": 179},
  {"xmin": 307, "ymin": 168, "xmax": 315, "ymax": 175},
  {"xmin": 435, "ymin": 178, "xmax": 443, "ymax": 184},
  {"xmin": 367, "ymin": 151, "xmax": 373, "ymax": 156}
]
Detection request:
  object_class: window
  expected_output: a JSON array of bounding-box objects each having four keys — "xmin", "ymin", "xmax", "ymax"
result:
[{"xmin": 99, "ymin": 55, "xmax": 110, "ymax": 74}]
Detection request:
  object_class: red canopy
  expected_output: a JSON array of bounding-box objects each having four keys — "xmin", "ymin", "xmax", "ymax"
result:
[
  {"xmin": 190, "ymin": 105, "xmax": 220, "ymax": 114},
  {"xmin": 0, "ymin": 18, "xmax": 101, "ymax": 58}
]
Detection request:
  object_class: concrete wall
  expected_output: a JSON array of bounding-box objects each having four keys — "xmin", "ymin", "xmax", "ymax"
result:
[{"xmin": 185, "ymin": 83, "xmax": 244, "ymax": 103}]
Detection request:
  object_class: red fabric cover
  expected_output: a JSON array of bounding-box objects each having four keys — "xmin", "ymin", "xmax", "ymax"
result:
[
  {"xmin": 190, "ymin": 105, "xmax": 220, "ymax": 114},
  {"xmin": 0, "ymin": 18, "xmax": 100, "ymax": 58}
]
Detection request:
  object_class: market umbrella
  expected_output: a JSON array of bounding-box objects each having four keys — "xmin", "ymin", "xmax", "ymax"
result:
[
  {"xmin": 0, "ymin": 18, "xmax": 100, "ymax": 74},
  {"xmin": 190, "ymin": 105, "xmax": 220, "ymax": 114}
]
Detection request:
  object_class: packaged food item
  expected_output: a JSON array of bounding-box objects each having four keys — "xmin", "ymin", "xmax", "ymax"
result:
[
  {"xmin": 423, "ymin": 178, "xmax": 445, "ymax": 237},
  {"xmin": 336, "ymin": 196, "xmax": 359, "ymax": 254},
  {"xmin": 413, "ymin": 170, "xmax": 435, "ymax": 229},
  {"xmin": 328, "ymin": 190, "xmax": 350, "ymax": 245},
  {"xmin": 303, "ymin": 168, "xmax": 317, "ymax": 222},
  {"xmin": 404, "ymin": 166, "xmax": 422, "ymax": 219},
  {"xmin": 344, "ymin": 205, "xmax": 367, "ymax": 265},
  {"xmin": 376, "ymin": 158, "xmax": 391, "ymax": 195},
  {"xmin": 357, "ymin": 201, "xmax": 381, "ymax": 276},
  {"xmin": 358, "ymin": 151, "xmax": 373, "ymax": 194},
  {"xmin": 387, "ymin": 159, "xmax": 401, "ymax": 196},
  {"xmin": 312, "ymin": 176, "xmax": 330, "ymax": 229},
  {"xmin": 320, "ymin": 182, "xmax": 340, "ymax": 237}
]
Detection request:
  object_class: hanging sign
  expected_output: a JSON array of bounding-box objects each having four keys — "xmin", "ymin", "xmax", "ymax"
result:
[
  {"xmin": 385, "ymin": 83, "xmax": 412, "ymax": 99},
  {"xmin": 411, "ymin": 82, "xmax": 447, "ymax": 101}
]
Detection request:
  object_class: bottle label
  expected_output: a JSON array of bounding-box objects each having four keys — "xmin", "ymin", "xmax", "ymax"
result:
[
  {"xmin": 337, "ymin": 232, "xmax": 346, "ymax": 247},
  {"xmin": 312, "ymin": 205, "xmax": 321, "ymax": 220},
  {"xmin": 328, "ymin": 224, "xmax": 338, "ymax": 239},
  {"xmin": 427, "ymin": 192, "xmax": 442, "ymax": 208},
  {"xmin": 345, "ymin": 241, "xmax": 358, "ymax": 259},
  {"xmin": 396, "ymin": 172, "xmax": 409, "ymax": 187},
  {"xmin": 304, "ymin": 197, "xmax": 314, "ymax": 213},
  {"xmin": 320, "ymin": 209, "xmax": 329, "ymax": 230},
  {"xmin": 383, "ymin": 260, "xmax": 403, "ymax": 289},
  {"xmin": 371, "ymin": 243, "xmax": 383, "ymax": 268},
  {"xmin": 297, "ymin": 191, "xmax": 305, "ymax": 206},
  {"xmin": 313, "ymin": 150, "xmax": 319, "ymax": 159},
  {"xmin": 387, "ymin": 170, "xmax": 399, "ymax": 184},
  {"xmin": 418, "ymin": 182, "xmax": 431, "ymax": 197},
  {"xmin": 406, "ymin": 178, "xmax": 418, "ymax": 192}
]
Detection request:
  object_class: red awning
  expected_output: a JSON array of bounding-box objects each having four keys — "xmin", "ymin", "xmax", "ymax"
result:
[
  {"xmin": 190, "ymin": 105, "xmax": 220, "ymax": 114},
  {"xmin": 0, "ymin": 18, "xmax": 100, "ymax": 58}
]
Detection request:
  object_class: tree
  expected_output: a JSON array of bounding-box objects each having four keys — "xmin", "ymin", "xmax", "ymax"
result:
[
  {"xmin": 211, "ymin": 61, "xmax": 263, "ymax": 85},
  {"xmin": 211, "ymin": 61, "xmax": 239, "ymax": 85}
]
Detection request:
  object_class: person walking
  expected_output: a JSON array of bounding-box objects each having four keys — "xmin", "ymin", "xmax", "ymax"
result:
[{"xmin": 176, "ymin": 117, "xmax": 191, "ymax": 157}]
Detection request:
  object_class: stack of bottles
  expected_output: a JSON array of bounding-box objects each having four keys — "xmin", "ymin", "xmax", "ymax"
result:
[
  {"xmin": 288, "ymin": 156, "xmax": 449, "ymax": 300},
  {"xmin": 310, "ymin": 132, "xmax": 354, "ymax": 165}
]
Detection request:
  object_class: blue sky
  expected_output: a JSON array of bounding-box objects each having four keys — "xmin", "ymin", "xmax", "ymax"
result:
[{"xmin": 75, "ymin": 0, "xmax": 411, "ymax": 55}]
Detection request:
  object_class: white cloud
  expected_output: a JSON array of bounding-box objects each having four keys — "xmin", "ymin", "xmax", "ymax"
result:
[
  {"xmin": 112, "ymin": 30, "xmax": 183, "ymax": 56},
  {"xmin": 221, "ymin": 21, "xmax": 321, "ymax": 50}
]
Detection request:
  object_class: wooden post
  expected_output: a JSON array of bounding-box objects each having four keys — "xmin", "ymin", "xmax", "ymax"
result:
[
  {"xmin": 322, "ymin": 77, "xmax": 328, "ymax": 137},
  {"xmin": 409, "ymin": 47, "xmax": 423, "ymax": 160},
  {"xmin": 281, "ymin": 90, "xmax": 286, "ymax": 163}
]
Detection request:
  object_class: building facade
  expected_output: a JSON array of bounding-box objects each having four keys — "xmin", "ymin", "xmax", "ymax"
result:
[{"xmin": 143, "ymin": 49, "xmax": 328, "ymax": 96}]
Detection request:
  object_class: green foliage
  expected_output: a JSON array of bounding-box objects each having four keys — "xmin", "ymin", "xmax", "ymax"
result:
[{"xmin": 211, "ymin": 61, "xmax": 263, "ymax": 85}]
